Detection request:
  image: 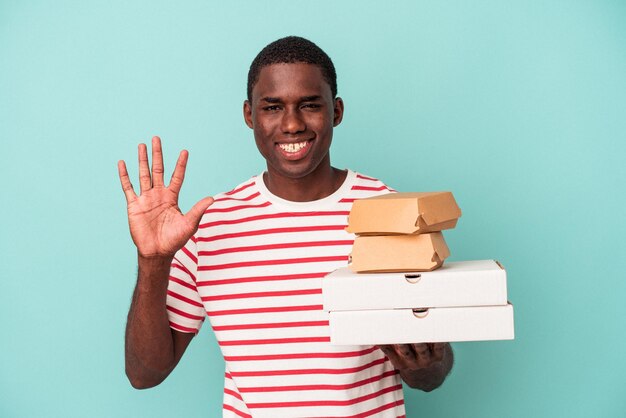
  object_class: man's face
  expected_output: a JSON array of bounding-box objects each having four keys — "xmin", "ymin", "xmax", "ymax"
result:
[{"xmin": 244, "ymin": 63, "xmax": 343, "ymax": 181}]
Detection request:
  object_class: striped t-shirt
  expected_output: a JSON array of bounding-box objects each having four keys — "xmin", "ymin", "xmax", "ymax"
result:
[{"xmin": 166, "ymin": 169, "xmax": 406, "ymax": 418}]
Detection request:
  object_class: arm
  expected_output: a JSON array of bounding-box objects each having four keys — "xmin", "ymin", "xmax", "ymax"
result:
[
  {"xmin": 118, "ymin": 136, "xmax": 213, "ymax": 389},
  {"xmin": 378, "ymin": 343, "xmax": 454, "ymax": 392},
  {"xmin": 124, "ymin": 255, "xmax": 194, "ymax": 388}
]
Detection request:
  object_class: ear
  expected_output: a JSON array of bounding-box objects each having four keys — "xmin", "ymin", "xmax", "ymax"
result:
[
  {"xmin": 333, "ymin": 97, "xmax": 344, "ymax": 127},
  {"xmin": 243, "ymin": 100, "xmax": 254, "ymax": 129}
]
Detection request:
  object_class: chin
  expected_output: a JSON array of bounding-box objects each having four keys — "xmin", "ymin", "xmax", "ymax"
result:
[
  {"xmin": 272, "ymin": 162, "xmax": 320, "ymax": 180},
  {"xmin": 278, "ymin": 168, "xmax": 316, "ymax": 180}
]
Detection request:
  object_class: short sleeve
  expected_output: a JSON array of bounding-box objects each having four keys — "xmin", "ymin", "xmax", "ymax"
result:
[{"xmin": 166, "ymin": 237, "xmax": 206, "ymax": 334}]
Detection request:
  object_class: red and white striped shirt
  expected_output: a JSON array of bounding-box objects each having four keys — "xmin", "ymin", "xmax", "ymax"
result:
[{"xmin": 166, "ymin": 170, "xmax": 406, "ymax": 418}]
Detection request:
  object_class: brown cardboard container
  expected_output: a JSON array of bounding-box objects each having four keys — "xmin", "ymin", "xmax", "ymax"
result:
[
  {"xmin": 349, "ymin": 232, "xmax": 450, "ymax": 273},
  {"xmin": 345, "ymin": 192, "xmax": 461, "ymax": 235}
]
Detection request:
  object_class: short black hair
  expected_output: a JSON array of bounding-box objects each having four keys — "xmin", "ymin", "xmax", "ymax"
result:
[{"xmin": 247, "ymin": 36, "xmax": 337, "ymax": 102}]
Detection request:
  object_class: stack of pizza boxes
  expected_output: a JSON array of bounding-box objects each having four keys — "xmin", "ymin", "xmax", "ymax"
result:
[{"xmin": 323, "ymin": 192, "xmax": 514, "ymax": 345}]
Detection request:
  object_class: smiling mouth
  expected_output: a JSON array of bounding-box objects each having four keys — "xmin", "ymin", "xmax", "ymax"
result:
[{"xmin": 278, "ymin": 140, "xmax": 311, "ymax": 153}]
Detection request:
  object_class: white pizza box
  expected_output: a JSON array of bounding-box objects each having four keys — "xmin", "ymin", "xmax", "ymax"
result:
[
  {"xmin": 323, "ymin": 260, "xmax": 508, "ymax": 311},
  {"xmin": 329, "ymin": 303, "xmax": 514, "ymax": 345}
]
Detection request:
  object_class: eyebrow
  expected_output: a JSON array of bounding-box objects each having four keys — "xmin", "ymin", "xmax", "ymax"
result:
[
  {"xmin": 300, "ymin": 95, "xmax": 322, "ymax": 102},
  {"xmin": 261, "ymin": 95, "xmax": 322, "ymax": 103}
]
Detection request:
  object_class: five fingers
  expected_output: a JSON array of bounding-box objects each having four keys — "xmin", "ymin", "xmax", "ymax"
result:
[
  {"xmin": 379, "ymin": 343, "xmax": 446, "ymax": 369},
  {"xmin": 119, "ymin": 136, "xmax": 190, "ymax": 198}
]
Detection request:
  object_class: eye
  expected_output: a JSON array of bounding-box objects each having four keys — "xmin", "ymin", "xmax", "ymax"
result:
[
  {"xmin": 302, "ymin": 103, "xmax": 321, "ymax": 110},
  {"xmin": 262, "ymin": 105, "xmax": 281, "ymax": 112}
]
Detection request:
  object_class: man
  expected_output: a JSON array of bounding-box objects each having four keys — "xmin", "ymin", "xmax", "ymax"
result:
[{"xmin": 118, "ymin": 36, "xmax": 453, "ymax": 417}]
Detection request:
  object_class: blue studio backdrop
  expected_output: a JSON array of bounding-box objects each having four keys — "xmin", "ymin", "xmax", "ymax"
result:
[{"xmin": 1, "ymin": 1, "xmax": 625, "ymax": 417}]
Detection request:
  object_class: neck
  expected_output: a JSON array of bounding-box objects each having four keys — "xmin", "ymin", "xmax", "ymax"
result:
[{"xmin": 264, "ymin": 164, "xmax": 347, "ymax": 202}]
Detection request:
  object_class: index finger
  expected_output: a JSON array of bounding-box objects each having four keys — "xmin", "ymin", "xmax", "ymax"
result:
[
  {"xmin": 411, "ymin": 343, "xmax": 431, "ymax": 359},
  {"xmin": 378, "ymin": 344, "xmax": 417, "ymax": 370},
  {"xmin": 429, "ymin": 343, "xmax": 445, "ymax": 362},
  {"xmin": 117, "ymin": 160, "xmax": 137, "ymax": 203},
  {"xmin": 168, "ymin": 150, "xmax": 188, "ymax": 195}
]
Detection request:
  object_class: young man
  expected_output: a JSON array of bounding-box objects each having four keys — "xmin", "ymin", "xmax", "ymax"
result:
[{"xmin": 118, "ymin": 36, "xmax": 453, "ymax": 417}]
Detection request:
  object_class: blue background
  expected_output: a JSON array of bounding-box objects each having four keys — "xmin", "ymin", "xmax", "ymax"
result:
[{"xmin": 1, "ymin": 1, "xmax": 625, "ymax": 417}]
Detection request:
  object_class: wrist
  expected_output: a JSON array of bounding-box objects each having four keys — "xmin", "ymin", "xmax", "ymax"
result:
[
  {"xmin": 136, "ymin": 252, "xmax": 174, "ymax": 293},
  {"xmin": 137, "ymin": 252, "xmax": 175, "ymax": 267}
]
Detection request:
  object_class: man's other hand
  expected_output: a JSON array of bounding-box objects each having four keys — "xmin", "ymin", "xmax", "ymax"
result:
[{"xmin": 378, "ymin": 343, "xmax": 453, "ymax": 392}]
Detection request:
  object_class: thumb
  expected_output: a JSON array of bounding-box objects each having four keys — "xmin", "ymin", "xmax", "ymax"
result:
[{"xmin": 185, "ymin": 196, "xmax": 214, "ymax": 228}]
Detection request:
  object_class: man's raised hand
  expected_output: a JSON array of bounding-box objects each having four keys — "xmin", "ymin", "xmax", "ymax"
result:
[{"xmin": 118, "ymin": 136, "xmax": 214, "ymax": 259}]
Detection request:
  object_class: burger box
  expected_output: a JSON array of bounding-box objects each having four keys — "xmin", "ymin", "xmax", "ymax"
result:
[
  {"xmin": 323, "ymin": 260, "xmax": 514, "ymax": 345},
  {"xmin": 349, "ymin": 232, "xmax": 450, "ymax": 273},
  {"xmin": 345, "ymin": 192, "xmax": 462, "ymax": 235},
  {"xmin": 326, "ymin": 260, "xmax": 507, "ymax": 310},
  {"xmin": 328, "ymin": 304, "xmax": 514, "ymax": 345}
]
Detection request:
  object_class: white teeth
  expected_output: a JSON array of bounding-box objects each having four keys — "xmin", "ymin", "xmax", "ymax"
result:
[{"xmin": 279, "ymin": 141, "xmax": 309, "ymax": 153}]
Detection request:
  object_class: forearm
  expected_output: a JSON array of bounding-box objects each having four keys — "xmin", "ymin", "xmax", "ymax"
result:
[
  {"xmin": 399, "ymin": 343, "xmax": 454, "ymax": 392},
  {"xmin": 125, "ymin": 255, "xmax": 176, "ymax": 388}
]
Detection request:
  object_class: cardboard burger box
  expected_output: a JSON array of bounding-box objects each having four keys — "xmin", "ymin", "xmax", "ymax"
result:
[
  {"xmin": 349, "ymin": 232, "xmax": 450, "ymax": 273},
  {"xmin": 345, "ymin": 192, "xmax": 462, "ymax": 235},
  {"xmin": 323, "ymin": 260, "xmax": 515, "ymax": 345},
  {"xmin": 346, "ymin": 191, "xmax": 461, "ymax": 273}
]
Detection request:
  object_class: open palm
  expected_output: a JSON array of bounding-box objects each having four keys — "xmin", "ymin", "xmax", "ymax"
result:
[{"xmin": 118, "ymin": 136, "xmax": 213, "ymax": 258}]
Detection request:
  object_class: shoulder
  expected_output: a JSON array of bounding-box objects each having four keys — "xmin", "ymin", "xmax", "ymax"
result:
[
  {"xmin": 350, "ymin": 171, "xmax": 396, "ymax": 196},
  {"xmin": 336, "ymin": 170, "xmax": 396, "ymax": 204},
  {"xmin": 195, "ymin": 175, "xmax": 265, "ymax": 228},
  {"xmin": 211, "ymin": 176, "xmax": 260, "ymax": 203}
]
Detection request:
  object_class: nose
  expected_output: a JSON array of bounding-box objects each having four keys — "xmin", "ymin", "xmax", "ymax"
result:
[{"xmin": 280, "ymin": 108, "xmax": 306, "ymax": 134}]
